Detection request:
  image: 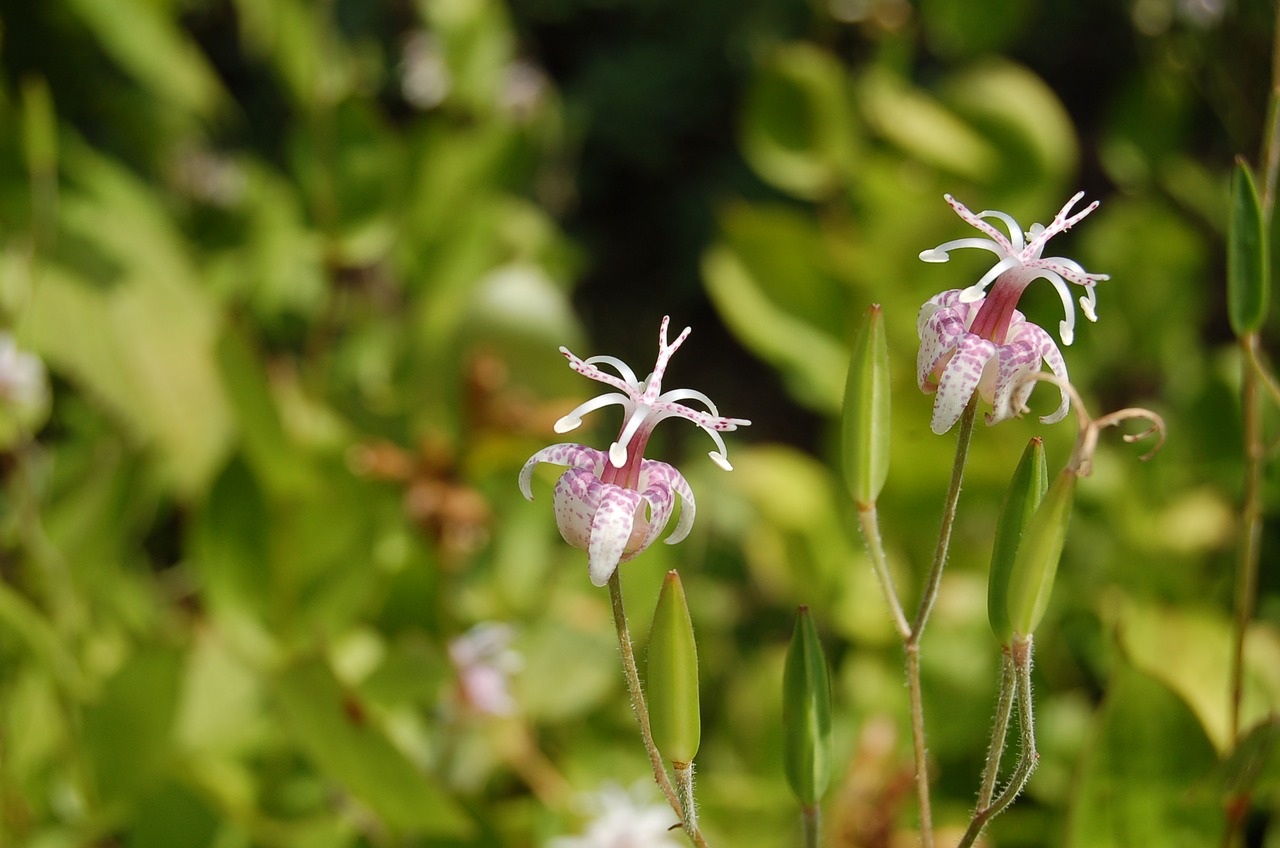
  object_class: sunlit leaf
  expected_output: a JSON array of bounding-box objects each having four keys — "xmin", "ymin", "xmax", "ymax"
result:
[{"xmin": 274, "ymin": 659, "xmax": 473, "ymax": 837}]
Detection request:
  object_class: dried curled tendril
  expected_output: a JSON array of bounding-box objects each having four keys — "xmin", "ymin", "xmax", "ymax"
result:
[{"xmin": 1018, "ymin": 372, "xmax": 1165, "ymax": 476}]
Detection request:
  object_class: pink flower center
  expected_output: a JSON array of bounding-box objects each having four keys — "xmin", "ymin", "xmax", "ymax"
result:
[{"xmin": 968, "ymin": 276, "xmax": 1026, "ymax": 345}]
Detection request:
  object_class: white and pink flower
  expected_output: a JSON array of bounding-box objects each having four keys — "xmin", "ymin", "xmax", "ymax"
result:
[
  {"xmin": 520, "ymin": 317, "xmax": 750, "ymax": 586},
  {"xmin": 917, "ymin": 193, "xmax": 1108, "ymax": 434}
]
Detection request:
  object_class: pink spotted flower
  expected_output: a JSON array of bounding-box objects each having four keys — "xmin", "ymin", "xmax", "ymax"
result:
[
  {"xmin": 519, "ymin": 317, "xmax": 750, "ymax": 587},
  {"xmin": 917, "ymin": 192, "xmax": 1108, "ymax": 435}
]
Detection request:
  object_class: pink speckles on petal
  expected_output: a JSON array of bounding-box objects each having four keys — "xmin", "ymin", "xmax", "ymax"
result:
[
  {"xmin": 520, "ymin": 444, "xmax": 607, "ymax": 499},
  {"xmin": 932, "ymin": 334, "xmax": 997, "ymax": 435},
  {"xmin": 586, "ymin": 486, "xmax": 644, "ymax": 586}
]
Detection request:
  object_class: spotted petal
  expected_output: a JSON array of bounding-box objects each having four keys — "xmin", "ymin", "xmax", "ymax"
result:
[
  {"xmin": 932, "ymin": 334, "xmax": 997, "ymax": 435},
  {"xmin": 586, "ymin": 484, "xmax": 645, "ymax": 587}
]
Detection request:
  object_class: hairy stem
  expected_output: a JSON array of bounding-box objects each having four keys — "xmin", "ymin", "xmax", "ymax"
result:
[
  {"xmin": 607, "ymin": 573, "xmax": 709, "ymax": 847},
  {"xmin": 675, "ymin": 763, "xmax": 700, "ymax": 838},
  {"xmin": 956, "ymin": 637, "xmax": 1039, "ymax": 848},
  {"xmin": 977, "ymin": 648, "xmax": 1017, "ymax": 811},
  {"xmin": 903, "ymin": 401, "xmax": 979, "ymax": 848},
  {"xmin": 857, "ymin": 506, "xmax": 912, "ymax": 639}
]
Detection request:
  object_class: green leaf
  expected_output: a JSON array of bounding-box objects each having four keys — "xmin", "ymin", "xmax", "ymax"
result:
[
  {"xmin": 741, "ymin": 44, "xmax": 856, "ymax": 199},
  {"xmin": 840, "ymin": 304, "xmax": 891, "ymax": 509},
  {"xmin": 702, "ymin": 245, "xmax": 847, "ymax": 412},
  {"xmin": 274, "ymin": 659, "xmax": 473, "ymax": 837},
  {"xmin": 63, "ymin": 0, "xmax": 225, "ymax": 119},
  {"xmin": 1066, "ymin": 662, "xmax": 1219, "ymax": 847},
  {"xmin": 1228, "ymin": 159, "xmax": 1269, "ymax": 336},
  {"xmin": 82, "ymin": 647, "xmax": 184, "ymax": 805},
  {"xmin": 987, "ymin": 437, "xmax": 1048, "ymax": 645},
  {"xmin": 782, "ymin": 606, "xmax": 833, "ymax": 807},
  {"xmin": 647, "ymin": 570, "xmax": 701, "ymax": 766}
]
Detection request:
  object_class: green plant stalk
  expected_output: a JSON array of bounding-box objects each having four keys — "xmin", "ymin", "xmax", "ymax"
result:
[
  {"xmin": 801, "ymin": 804, "xmax": 821, "ymax": 848},
  {"xmin": 977, "ymin": 648, "xmax": 1016, "ymax": 811},
  {"xmin": 1224, "ymin": 20, "xmax": 1280, "ymax": 848},
  {"xmin": 856, "ymin": 506, "xmax": 911, "ymax": 638},
  {"xmin": 1231, "ymin": 333, "xmax": 1264, "ymax": 748},
  {"xmin": 675, "ymin": 763, "xmax": 699, "ymax": 837},
  {"xmin": 608, "ymin": 573, "xmax": 709, "ymax": 848},
  {"xmin": 906, "ymin": 399, "xmax": 979, "ymax": 848},
  {"xmin": 956, "ymin": 636, "xmax": 1039, "ymax": 848}
]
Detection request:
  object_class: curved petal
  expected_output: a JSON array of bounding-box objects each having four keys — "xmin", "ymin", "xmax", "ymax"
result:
[
  {"xmin": 917, "ymin": 302, "xmax": 971, "ymax": 392},
  {"xmin": 932, "ymin": 334, "xmax": 997, "ymax": 434},
  {"xmin": 551, "ymin": 466, "xmax": 605, "ymax": 550},
  {"xmin": 586, "ymin": 485, "xmax": 644, "ymax": 587},
  {"xmin": 986, "ymin": 338, "xmax": 1043, "ymax": 426},
  {"xmin": 519, "ymin": 444, "xmax": 607, "ymax": 500}
]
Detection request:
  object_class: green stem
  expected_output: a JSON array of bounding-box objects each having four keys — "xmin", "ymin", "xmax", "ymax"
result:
[
  {"xmin": 801, "ymin": 803, "xmax": 822, "ymax": 848},
  {"xmin": 857, "ymin": 506, "xmax": 911, "ymax": 639},
  {"xmin": 675, "ymin": 763, "xmax": 700, "ymax": 838},
  {"xmin": 1231, "ymin": 333, "xmax": 1264, "ymax": 749},
  {"xmin": 955, "ymin": 637, "xmax": 1039, "ymax": 848},
  {"xmin": 607, "ymin": 573, "xmax": 709, "ymax": 847},
  {"xmin": 903, "ymin": 401, "xmax": 978, "ymax": 848},
  {"xmin": 910, "ymin": 401, "xmax": 978, "ymax": 640},
  {"xmin": 977, "ymin": 648, "xmax": 1017, "ymax": 811}
]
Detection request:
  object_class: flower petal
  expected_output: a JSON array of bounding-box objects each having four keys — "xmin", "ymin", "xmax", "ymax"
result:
[
  {"xmin": 587, "ymin": 485, "xmax": 644, "ymax": 587},
  {"xmin": 932, "ymin": 334, "xmax": 997, "ymax": 434},
  {"xmin": 519, "ymin": 444, "xmax": 607, "ymax": 500}
]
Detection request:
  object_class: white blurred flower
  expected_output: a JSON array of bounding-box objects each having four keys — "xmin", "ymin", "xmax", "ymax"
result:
[
  {"xmin": 401, "ymin": 30, "xmax": 452, "ymax": 110},
  {"xmin": 448, "ymin": 622, "xmax": 523, "ymax": 717},
  {"xmin": 0, "ymin": 332, "xmax": 47, "ymax": 410},
  {"xmin": 500, "ymin": 60, "xmax": 550, "ymax": 122},
  {"xmin": 548, "ymin": 782, "xmax": 682, "ymax": 848}
]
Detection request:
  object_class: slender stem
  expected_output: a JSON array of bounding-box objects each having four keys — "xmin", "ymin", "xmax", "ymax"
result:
[
  {"xmin": 607, "ymin": 573, "xmax": 709, "ymax": 848},
  {"xmin": 904, "ymin": 641, "xmax": 934, "ymax": 848},
  {"xmin": 801, "ymin": 803, "xmax": 822, "ymax": 848},
  {"xmin": 956, "ymin": 637, "xmax": 1039, "ymax": 848},
  {"xmin": 675, "ymin": 763, "xmax": 699, "ymax": 837},
  {"xmin": 910, "ymin": 402, "xmax": 978, "ymax": 640},
  {"xmin": 857, "ymin": 506, "xmax": 912, "ymax": 639},
  {"xmin": 977, "ymin": 648, "xmax": 1017, "ymax": 810},
  {"xmin": 901, "ymin": 401, "xmax": 978, "ymax": 848},
  {"xmin": 1231, "ymin": 333, "xmax": 1264, "ymax": 747},
  {"xmin": 607, "ymin": 573, "xmax": 682, "ymax": 815}
]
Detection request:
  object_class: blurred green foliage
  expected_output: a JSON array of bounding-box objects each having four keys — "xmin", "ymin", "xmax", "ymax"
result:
[{"xmin": 0, "ymin": 0, "xmax": 1277, "ymax": 846}]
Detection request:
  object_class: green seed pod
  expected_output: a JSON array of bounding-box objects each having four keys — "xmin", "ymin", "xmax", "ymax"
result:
[
  {"xmin": 841, "ymin": 304, "xmax": 891, "ymax": 509},
  {"xmin": 988, "ymin": 438, "xmax": 1049, "ymax": 646},
  {"xmin": 1228, "ymin": 159, "xmax": 1270, "ymax": 337},
  {"xmin": 1006, "ymin": 467, "xmax": 1077, "ymax": 639},
  {"xmin": 647, "ymin": 570, "xmax": 700, "ymax": 766},
  {"xmin": 782, "ymin": 606, "xmax": 833, "ymax": 806}
]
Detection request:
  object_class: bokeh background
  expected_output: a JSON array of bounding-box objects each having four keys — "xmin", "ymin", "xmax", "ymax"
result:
[{"xmin": 0, "ymin": 0, "xmax": 1278, "ymax": 845}]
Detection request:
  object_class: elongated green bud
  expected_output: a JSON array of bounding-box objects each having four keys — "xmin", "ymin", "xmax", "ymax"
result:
[
  {"xmin": 988, "ymin": 438, "xmax": 1049, "ymax": 645},
  {"xmin": 782, "ymin": 606, "xmax": 833, "ymax": 806},
  {"xmin": 647, "ymin": 570, "xmax": 700, "ymax": 766},
  {"xmin": 841, "ymin": 304, "xmax": 891, "ymax": 509},
  {"xmin": 1006, "ymin": 468, "xmax": 1077, "ymax": 638},
  {"xmin": 1228, "ymin": 159, "xmax": 1270, "ymax": 337}
]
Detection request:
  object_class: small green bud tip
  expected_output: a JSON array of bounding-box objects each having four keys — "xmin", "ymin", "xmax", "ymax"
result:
[
  {"xmin": 988, "ymin": 437, "xmax": 1049, "ymax": 645},
  {"xmin": 647, "ymin": 570, "xmax": 701, "ymax": 766},
  {"xmin": 783, "ymin": 606, "xmax": 833, "ymax": 806},
  {"xmin": 842, "ymin": 304, "xmax": 891, "ymax": 509},
  {"xmin": 1228, "ymin": 159, "xmax": 1270, "ymax": 338},
  {"xmin": 1006, "ymin": 467, "xmax": 1077, "ymax": 639}
]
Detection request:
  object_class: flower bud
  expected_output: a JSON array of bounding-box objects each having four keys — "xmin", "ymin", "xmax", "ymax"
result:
[
  {"xmin": 646, "ymin": 570, "xmax": 700, "ymax": 766},
  {"xmin": 782, "ymin": 606, "xmax": 833, "ymax": 806},
  {"xmin": 988, "ymin": 438, "xmax": 1049, "ymax": 645},
  {"xmin": 1228, "ymin": 159, "xmax": 1270, "ymax": 337},
  {"xmin": 841, "ymin": 304, "xmax": 890, "ymax": 509},
  {"xmin": 1006, "ymin": 467, "xmax": 1077, "ymax": 639}
]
